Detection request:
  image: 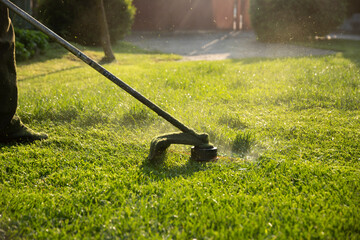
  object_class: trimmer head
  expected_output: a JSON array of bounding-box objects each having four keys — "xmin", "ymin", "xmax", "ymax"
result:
[
  {"xmin": 191, "ymin": 146, "xmax": 218, "ymax": 162},
  {"xmin": 148, "ymin": 131, "xmax": 217, "ymax": 162}
]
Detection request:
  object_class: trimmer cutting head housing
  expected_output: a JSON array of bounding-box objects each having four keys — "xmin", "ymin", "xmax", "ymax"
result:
[
  {"xmin": 148, "ymin": 131, "xmax": 217, "ymax": 162},
  {"xmin": 191, "ymin": 146, "xmax": 218, "ymax": 162}
]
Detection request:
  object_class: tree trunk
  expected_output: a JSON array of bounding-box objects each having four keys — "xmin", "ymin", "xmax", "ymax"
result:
[{"xmin": 97, "ymin": 0, "xmax": 115, "ymax": 63}]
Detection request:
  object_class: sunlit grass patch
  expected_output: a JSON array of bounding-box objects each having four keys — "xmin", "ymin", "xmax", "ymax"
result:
[{"xmin": 1, "ymin": 39, "xmax": 360, "ymax": 239}]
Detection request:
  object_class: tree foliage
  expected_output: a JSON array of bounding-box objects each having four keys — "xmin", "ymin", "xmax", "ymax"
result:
[{"xmin": 37, "ymin": 0, "xmax": 135, "ymax": 46}]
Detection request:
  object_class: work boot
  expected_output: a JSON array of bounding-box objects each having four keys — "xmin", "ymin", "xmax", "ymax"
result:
[{"xmin": 0, "ymin": 117, "xmax": 48, "ymax": 143}]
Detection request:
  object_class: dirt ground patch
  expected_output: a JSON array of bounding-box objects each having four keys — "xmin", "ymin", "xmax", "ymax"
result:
[{"xmin": 125, "ymin": 31, "xmax": 335, "ymax": 61}]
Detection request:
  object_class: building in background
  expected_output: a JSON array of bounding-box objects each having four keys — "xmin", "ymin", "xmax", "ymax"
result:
[
  {"xmin": 132, "ymin": 0, "xmax": 251, "ymax": 31},
  {"xmin": 12, "ymin": 0, "xmax": 359, "ymax": 34}
]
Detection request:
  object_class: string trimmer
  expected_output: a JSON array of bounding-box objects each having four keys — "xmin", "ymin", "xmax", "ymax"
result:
[{"xmin": 1, "ymin": 0, "xmax": 217, "ymax": 162}]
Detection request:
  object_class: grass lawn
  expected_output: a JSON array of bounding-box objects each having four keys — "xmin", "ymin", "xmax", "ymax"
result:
[{"xmin": 0, "ymin": 39, "xmax": 359, "ymax": 239}]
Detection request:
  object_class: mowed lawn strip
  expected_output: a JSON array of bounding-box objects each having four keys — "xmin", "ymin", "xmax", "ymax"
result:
[{"xmin": 0, "ymin": 40, "xmax": 359, "ymax": 239}]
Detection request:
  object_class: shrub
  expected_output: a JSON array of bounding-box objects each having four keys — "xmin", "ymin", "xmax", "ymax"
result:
[
  {"xmin": 37, "ymin": 0, "xmax": 135, "ymax": 46},
  {"xmin": 15, "ymin": 28, "xmax": 49, "ymax": 61},
  {"xmin": 347, "ymin": 0, "xmax": 360, "ymax": 17},
  {"xmin": 250, "ymin": 0, "xmax": 347, "ymax": 42}
]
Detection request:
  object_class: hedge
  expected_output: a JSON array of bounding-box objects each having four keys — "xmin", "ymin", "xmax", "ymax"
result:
[
  {"xmin": 15, "ymin": 28, "xmax": 49, "ymax": 61},
  {"xmin": 250, "ymin": 0, "xmax": 347, "ymax": 42}
]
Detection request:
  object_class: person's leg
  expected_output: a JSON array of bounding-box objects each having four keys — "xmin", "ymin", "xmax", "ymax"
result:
[
  {"xmin": 0, "ymin": 4, "xmax": 47, "ymax": 142},
  {"xmin": 0, "ymin": 5, "xmax": 18, "ymax": 130}
]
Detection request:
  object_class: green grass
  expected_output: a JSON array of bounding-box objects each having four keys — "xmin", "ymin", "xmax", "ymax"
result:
[{"xmin": 1, "ymin": 39, "xmax": 360, "ymax": 239}]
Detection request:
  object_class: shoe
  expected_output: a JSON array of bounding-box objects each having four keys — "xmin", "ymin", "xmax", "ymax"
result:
[{"xmin": 0, "ymin": 125, "xmax": 48, "ymax": 143}]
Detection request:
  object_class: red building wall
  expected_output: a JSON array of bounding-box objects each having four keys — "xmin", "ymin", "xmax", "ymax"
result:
[
  {"xmin": 132, "ymin": 0, "xmax": 215, "ymax": 30},
  {"xmin": 212, "ymin": 0, "xmax": 235, "ymax": 29},
  {"xmin": 132, "ymin": 0, "xmax": 251, "ymax": 31}
]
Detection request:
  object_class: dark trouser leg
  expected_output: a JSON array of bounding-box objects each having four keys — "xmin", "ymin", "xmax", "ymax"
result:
[
  {"xmin": 0, "ymin": 4, "xmax": 21, "ymax": 134},
  {"xmin": 0, "ymin": 4, "xmax": 47, "ymax": 142}
]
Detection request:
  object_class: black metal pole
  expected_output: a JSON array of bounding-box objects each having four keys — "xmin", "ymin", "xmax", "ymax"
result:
[{"xmin": 1, "ymin": 0, "xmax": 195, "ymax": 136}]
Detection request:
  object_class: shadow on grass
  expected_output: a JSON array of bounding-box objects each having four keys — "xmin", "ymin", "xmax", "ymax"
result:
[
  {"xmin": 0, "ymin": 140, "xmax": 35, "ymax": 149},
  {"xmin": 140, "ymin": 155, "xmax": 208, "ymax": 180},
  {"xmin": 229, "ymin": 57, "xmax": 274, "ymax": 65},
  {"xmin": 228, "ymin": 51, "xmax": 335, "ymax": 65},
  {"xmin": 18, "ymin": 40, "xmax": 153, "ymax": 65},
  {"xmin": 17, "ymin": 40, "xmax": 172, "ymax": 82},
  {"xmin": 19, "ymin": 66, "xmax": 83, "ymax": 82}
]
